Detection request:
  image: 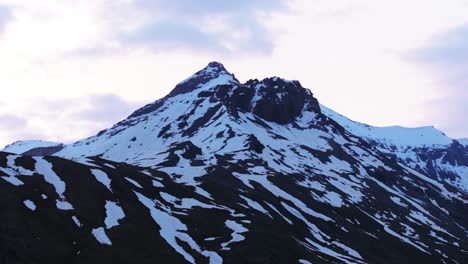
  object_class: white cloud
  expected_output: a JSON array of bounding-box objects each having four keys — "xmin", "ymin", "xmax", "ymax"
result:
[
  {"xmin": 406, "ymin": 23, "xmax": 468, "ymax": 138},
  {"xmin": 0, "ymin": 94, "xmax": 142, "ymax": 147},
  {"xmin": 248, "ymin": 0, "xmax": 468, "ymax": 134}
]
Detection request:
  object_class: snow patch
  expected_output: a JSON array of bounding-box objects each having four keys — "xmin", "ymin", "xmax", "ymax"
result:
[
  {"xmin": 221, "ymin": 220, "xmax": 248, "ymax": 250},
  {"xmin": 91, "ymin": 169, "xmax": 112, "ymax": 191},
  {"xmin": 23, "ymin": 200, "xmax": 36, "ymax": 211},
  {"xmin": 134, "ymin": 191, "xmax": 221, "ymax": 264},
  {"xmin": 125, "ymin": 177, "xmax": 143, "ymax": 188},
  {"xmin": 92, "ymin": 227, "xmax": 112, "ymax": 245},
  {"xmin": 104, "ymin": 201, "xmax": 125, "ymax": 229},
  {"xmin": 72, "ymin": 216, "xmax": 82, "ymax": 227}
]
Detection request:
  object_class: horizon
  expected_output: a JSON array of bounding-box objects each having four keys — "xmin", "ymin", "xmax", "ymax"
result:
[{"xmin": 0, "ymin": 0, "xmax": 467, "ymax": 147}]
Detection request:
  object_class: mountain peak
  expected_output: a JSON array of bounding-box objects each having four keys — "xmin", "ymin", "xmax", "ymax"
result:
[
  {"xmin": 167, "ymin": 61, "xmax": 237, "ymax": 98},
  {"xmin": 197, "ymin": 61, "xmax": 232, "ymax": 79},
  {"xmin": 128, "ymin": 62, "xmax": 320, "ymax": 122},
  {"xmin": 204, "ymin": 61, "xmax": 227, "ymax": 72}
]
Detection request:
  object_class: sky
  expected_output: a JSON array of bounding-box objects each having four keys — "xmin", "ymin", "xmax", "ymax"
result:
[{"xmin": 0, "ymin": 0, "xmax": 467, "ymax": 147}]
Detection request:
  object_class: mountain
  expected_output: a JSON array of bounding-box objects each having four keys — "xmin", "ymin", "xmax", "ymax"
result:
[
  {"xmin": 2, "ymin": 140, "xmax": 64, "ymax": 155},
  {"xmin": 321, "ymin": 105, "xmax": 468, "ymax": 192},
  {"xmin": 1, "ymin": 62, "xmax": 467, "ymax": 264}
]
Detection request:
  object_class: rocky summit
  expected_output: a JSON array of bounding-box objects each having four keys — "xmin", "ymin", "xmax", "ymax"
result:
[{"xmin": 1, "ymin": 62, "xmax": 467, "ymax": 264}]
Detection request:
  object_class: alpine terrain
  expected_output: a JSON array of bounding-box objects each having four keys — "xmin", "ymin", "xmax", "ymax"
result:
[{"xmin": 1, "ymin": 62, "xmax": 467, "ymax": 264}]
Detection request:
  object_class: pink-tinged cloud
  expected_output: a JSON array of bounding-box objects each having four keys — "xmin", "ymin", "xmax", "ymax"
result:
[
  {"xmin": 0, "ymin": 5, "xmax": 11, "ymax": 31},
  {"xmin": 407, "ymin": 24, "xmax": 468, "ymax": 138},
  {"xmin": 0, "ymin": 114, "xmax": 27, "ymax": 129},
  {"xmin": 0, "ymin": 94, "xmax": 142, "ymax": 147},
  {"xmin": 118, "ymin": 0, "xmax": 287, "ymax": 55}
]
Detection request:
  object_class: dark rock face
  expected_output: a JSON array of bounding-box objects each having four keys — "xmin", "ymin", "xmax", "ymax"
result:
[
  {"xmin": 22, "ymin": 145, "xmax": 65, "ymax": 156},
  {"xmin": 246, "ymin": 78, "xmax": 320, "ymax": 124},
  {"xmin": 244, "ymin": 135, "xmax": 264, "ymax": 154},
  {"xmin": 215, "ymin": 84, "xmax": 255, "ymax": 117},
  {"xmin": 211, "ymin": 77, "xmax": 321, "ymax": 124},
  {"xmin": 172, "ymin": 141, "xmax": 202, "ymax": 160},
  {"xmin": 396, "ymin": 141, "xmax": 468, "ymax": 186},
  {"xmin": 157, "ymin": 141, "xmax": 203, "ymax": 167},
  {"xmin": 442, "ymin": 141, "xmax": 468, "ymax": 166},
  {"xmin": 413, "ymin": 141, "xmax": 468, "ymax": 168},
  {"xmin": 183, "ymin": 104, "xmax": 223, "ymax": 137}
]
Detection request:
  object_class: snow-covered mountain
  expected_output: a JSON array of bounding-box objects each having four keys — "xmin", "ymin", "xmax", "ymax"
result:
[
  {"xmin": 320, "ymin": 105, "xmax": 455, "ymax": 147},
  {"xmin": 2, "ymin": 140, "xmax": 64, "ymax": 155},
  {"xmin": 1, "ymin": 62, "xmax": 467, "ymax": 263},
  {"xmin": 321, "ymin": 105, "xmax": 468, "ymax": 192}
]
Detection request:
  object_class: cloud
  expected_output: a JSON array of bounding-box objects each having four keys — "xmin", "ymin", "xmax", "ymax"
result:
[
  {"xmin": 124, "ymin": 21, "xmax": 225, "ymax": 52},
  {"xmin": 69, "ymin": 94, "xmax": 142, "ymax": 123},
  {"xmin": 0, "ymin": 114, "xmax": 27, "ymax": 129},
  {"xmin": 409, "ymin": 24, "xmax": 468, "ymax": 66},
  {"xmin": 0, "ymin": 93, "xmax": 142, "ymax": 147},
  {"xmin": 0, "ymin": 5, "xmax": 11, "ymax": 31},
  {"xmin": 0, "ymin": 0, "xmax": 287, "ymax": 60},
  {"xmin": 31, "ymin": 93, "xmax": 143, "ymax": 127},
  {"xmin": 119, "ymin": 0, "xmax": 288, "ymax": 55},
  {"xmin": 0, "ymin": 114, "xmax": 38, "ymax": 149},
  {"xmin": 133, "ymin": 0, "xmax": 285, "ymax": 15},
  {"xmin": 407, "ymin": 24, "xmax": 468, "ymax": 138},
  {"xmin": 424, "ymin": 95, "xmax": 468, "ymax": 138}
]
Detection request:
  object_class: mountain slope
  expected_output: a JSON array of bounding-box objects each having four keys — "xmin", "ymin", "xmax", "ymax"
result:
[
  {"xmin": 321, "ymin": 105, "xmax": 468, "ymax": 192},
  {"xmin": 2, "ymin": 148, "xmax": 467, "ymax": 263},
  {"xmin": 0, "ymin": 62, "xmax": 467, "ymax": 263}
]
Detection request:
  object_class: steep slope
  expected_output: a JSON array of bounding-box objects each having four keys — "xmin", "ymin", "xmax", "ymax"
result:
[
  {"xmin": 2, "ymin": 148, "xmax": 467, "ymax": 263},
  {"xmin": 0, "ymin": 62, "xmax": 467, "ymax": 263},
  {"xmin": 321, "ymin": 105, "xmax": 468, "ymax": 192}
]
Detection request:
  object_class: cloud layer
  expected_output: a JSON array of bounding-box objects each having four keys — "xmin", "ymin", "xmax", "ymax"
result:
[
  {"xmin": 408, "ymin": 23, "xmax": 468, "ymax": 138},
  {"xmin": 0, "ymin": 94, "xmax": 142, "ymax": 148},
  {"xmin": 116, "ymin": 0, "xmax": 287, "ymax": 55},
  {"xmin": 0, "ymin": 4, "xmax": 10, "ymax": 31}
]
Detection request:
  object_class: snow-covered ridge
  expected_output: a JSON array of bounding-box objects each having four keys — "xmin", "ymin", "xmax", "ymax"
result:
[
  {"xmin": 320, "ymin": 104, "xmax": 454, "ymax": 147},
  {"xmin": 321, "ymin": 104, "xmax": 468, "ymax": 192},
  {"xmin": 459, "ymin": 138, "xmax": 468, "ymax": 146},
  {"xmin": 2, "ymin": 140, "xmax": 63, "ymax": 155}
]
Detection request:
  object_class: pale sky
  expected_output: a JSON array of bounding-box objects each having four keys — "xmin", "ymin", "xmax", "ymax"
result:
[{"xmin": 0, "ymin": 0, "xmax": 467, "ymax": 147}]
